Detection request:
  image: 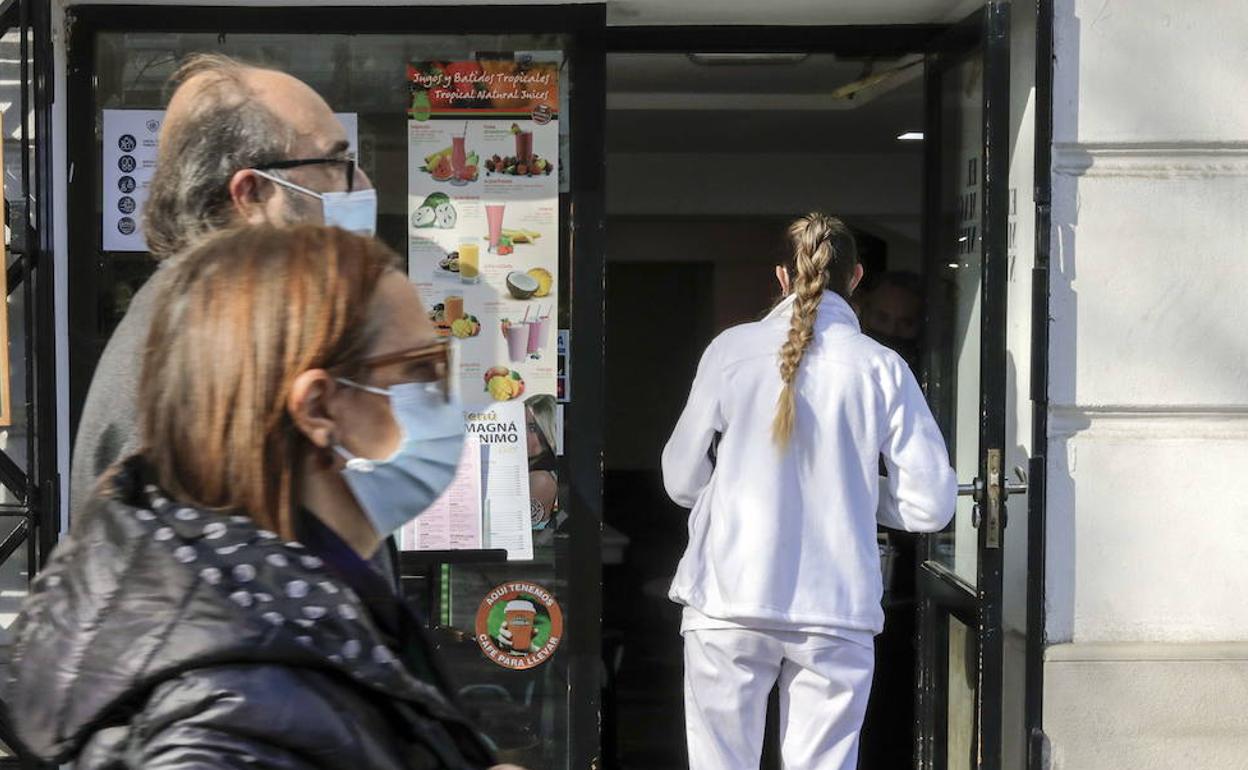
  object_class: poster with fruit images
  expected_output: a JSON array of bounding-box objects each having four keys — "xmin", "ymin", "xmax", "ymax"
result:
[
  {"xmin": 406, "ymin": 56, "xmax": 560, "ymax": 413},
  {"xmin": 405, "ymin": 56, "xmax": 559, "ymax": 559}
]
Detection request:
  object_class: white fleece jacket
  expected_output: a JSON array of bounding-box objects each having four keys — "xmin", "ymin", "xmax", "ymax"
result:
[{"xmin": 662, "ymin": 291, "xmax": 957, "ymax": 635}]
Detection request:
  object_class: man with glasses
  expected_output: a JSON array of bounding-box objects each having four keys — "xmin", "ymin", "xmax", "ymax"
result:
[{"xmin": 72, "ymin": 53, "xmax": 376, "ymax": 519}]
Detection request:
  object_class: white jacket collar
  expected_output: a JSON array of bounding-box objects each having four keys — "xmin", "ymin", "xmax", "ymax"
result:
[{"xmin": 764, "ymin": 291, "xmax": 861, "ymax": 331}]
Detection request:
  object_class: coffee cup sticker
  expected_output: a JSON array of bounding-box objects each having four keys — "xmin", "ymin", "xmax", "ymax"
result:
[{"xmin": 475, "ymin": 582, "xmax": 564, "ymax": 670}]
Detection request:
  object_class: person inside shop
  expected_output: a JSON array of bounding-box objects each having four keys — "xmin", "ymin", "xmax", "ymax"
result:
[
  {"xmin": 7, "ymin": 225, "xmax": 526, "ymax": 770},
  {"xmin": 525, "ymin": 393, "xmax": 560, "ymax": 535},
  {"xmin": 857, "ymin": 270, "xmax": 924, "ymax": 370},
  {"xmin": 71, "ymin": 52, "xmax": 377, "ymax": 521},
  {"xmin": 662, "ymin": 213, "xmax": 956, "ymax": 770}
]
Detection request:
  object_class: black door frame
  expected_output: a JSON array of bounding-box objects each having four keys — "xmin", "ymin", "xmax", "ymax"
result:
[
  {"xmin": 915, "ymin": 4, "xmax": 1017, "ymax": 770},
  {"xmin": 62, "ymin": 5, "xmax": 605, "ymax": 767},
  {"xmin": 0, "ymin": 0, "xmax": 60, "ymax": 766},
  {"xmin": 607, "ymin": 9, "xmax": 1047, "ymax": 770}
]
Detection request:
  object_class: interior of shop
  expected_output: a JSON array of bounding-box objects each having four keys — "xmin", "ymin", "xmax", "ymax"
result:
[{"xmin": 602, "ymin": 51, "xmax": 929, "ymax": 769}]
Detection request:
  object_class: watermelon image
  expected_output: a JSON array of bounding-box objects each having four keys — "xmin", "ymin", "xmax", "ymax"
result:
[{"xmin": 431, "ymin": 155, "xmax": 454, "ymax": 182}]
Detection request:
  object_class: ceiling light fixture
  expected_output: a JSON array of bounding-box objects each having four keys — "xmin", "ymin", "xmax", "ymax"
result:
[{"xmin": 897, "ymin": 131, "xmax": 925, "ymax": 141}]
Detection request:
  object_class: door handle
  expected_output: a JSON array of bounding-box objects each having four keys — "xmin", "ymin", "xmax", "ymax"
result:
[
  {"xmin": 958, "ymin": 462, "xmax": 1029, "ymax": 545},
  {"xmin": 957, "ymin": 479, "xmax": 983, "ymax": 500}
]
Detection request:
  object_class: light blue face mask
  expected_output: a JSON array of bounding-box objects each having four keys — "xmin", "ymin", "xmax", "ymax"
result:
[
  {"xmin": 332, "ymin": 378, "xmax": 465, "ymax": 538},
  {"xmin": 252, "ymin": 170, "xmax": 377, "ymax": 236}
]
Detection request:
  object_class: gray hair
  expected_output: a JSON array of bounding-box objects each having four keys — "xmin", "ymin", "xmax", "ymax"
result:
[{"xmin": 143, "ymin": 54, "xmax": 295, "ymax": 260}]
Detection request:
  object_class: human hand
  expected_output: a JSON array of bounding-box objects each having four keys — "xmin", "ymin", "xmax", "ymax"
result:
[
  {"xmin": 489, "ymin": 765, "xmax": 530, "ymax": 770},
  {"xmin": 496, "ymin": 621, "xmax": 513, "ymax": 649}
]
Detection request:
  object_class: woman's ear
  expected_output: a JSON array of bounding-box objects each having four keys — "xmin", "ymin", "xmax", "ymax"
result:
[
  {"xmin": 849, "ymin": 263, "xmax": 866, "ymax": 294},
  {"xmin": 288, "ymin": 369, "xmax": 338, "ymax": 450},
  {"xmin": 774, "ymin": 265, "xmax": 792, "ymax": 296}
]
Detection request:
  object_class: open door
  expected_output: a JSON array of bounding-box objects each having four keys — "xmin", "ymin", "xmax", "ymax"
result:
[{"xmin": 916, "ymin": 3, "xmax": 1026, "ymax": 770}]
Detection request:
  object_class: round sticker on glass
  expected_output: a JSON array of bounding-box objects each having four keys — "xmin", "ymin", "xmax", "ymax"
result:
[{"xmin": 475, "ymin": 581, "xmax": 563, "ymax": 670}]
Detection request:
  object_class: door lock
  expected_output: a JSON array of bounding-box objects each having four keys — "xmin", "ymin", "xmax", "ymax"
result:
[{"xmin": 1006, "ymin": 465, "xmax": 1028, "ymax": 497}]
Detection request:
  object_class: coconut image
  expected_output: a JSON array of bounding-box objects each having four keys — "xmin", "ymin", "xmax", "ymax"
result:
[{"xmin": 506, "ymin": 271, "xmax": 540, "ymax": 300}]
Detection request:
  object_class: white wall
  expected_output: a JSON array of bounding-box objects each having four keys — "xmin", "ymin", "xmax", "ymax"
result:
[
  {"xmin": 1047, "ymin": 0, "xmax": 1248, "ymax": 646},
  {"xmin": 1045, "ymin": 0, "xmax": 1248, "ymax": 765}
]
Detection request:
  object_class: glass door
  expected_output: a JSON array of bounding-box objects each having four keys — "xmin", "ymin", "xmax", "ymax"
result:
[
  {"xmin": 916, "ymin": 3, "xmax": 1025, "ymax": 770},
  {"xmin": 65, "ymin": 6, "xmax": 606, "ymax": 769}
]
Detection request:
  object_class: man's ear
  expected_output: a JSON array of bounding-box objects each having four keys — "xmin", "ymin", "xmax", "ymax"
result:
[
  {"xmin": 228, "ymin": 169, "xmax": 275, "ymax": 226},
  {"xmin": 288, "ymin": 369, "xmax": 338, "ymax": 450}
]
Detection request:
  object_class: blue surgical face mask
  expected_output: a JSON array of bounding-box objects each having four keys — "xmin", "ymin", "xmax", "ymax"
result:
[
  {"xmin": 252, "ymin": 170, "xmax": 377, "ymax": 236},
  {"xmin": 332, "ymin": 378, "xmax": 465, "ymax": 538}
]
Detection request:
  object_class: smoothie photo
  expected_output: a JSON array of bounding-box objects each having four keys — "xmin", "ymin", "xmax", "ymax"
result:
[
  {"xmin": 486, "ymin": 204, "xmax": 506, "ymax": 253},
  {"xmin": 450, "ymin": 135, "xmax": 467, "ymax": 185},
  {"xmin": 504, "ymin": 321, "xmax": 530, "ymax": 364},
  {"xmin": 459, "ymin": 242, "xmax": 480, "ymax": 284},
  {"xmin": 445, "ymin": 294, "xmax": 464, "ymax": 324},
  {"xmin": 514, "ymin": 129, "xmax": 533, "ymax": 165},
  {"xmin": 527, "ymin": 313, "xmax": 549, "ymax": 358}
]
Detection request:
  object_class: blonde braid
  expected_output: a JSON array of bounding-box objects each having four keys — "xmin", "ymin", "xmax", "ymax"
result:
[{"xmin": 772, "ymin": 213, "xmax": 849, "ymax": 447}]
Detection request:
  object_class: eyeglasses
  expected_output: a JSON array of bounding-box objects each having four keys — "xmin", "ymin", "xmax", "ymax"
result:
[
  {"xmin": 253, "ymin": 155, "xmax": 359, "ymax": 193},
  {"xmin": 341, "ymin": 339, "xmax": 452, "ymax": 402}
]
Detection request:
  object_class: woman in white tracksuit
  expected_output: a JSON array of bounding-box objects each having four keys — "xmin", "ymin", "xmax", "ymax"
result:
[{"xmin": 662, "ymin": 212, "xmax": 957, "ymax": 770}]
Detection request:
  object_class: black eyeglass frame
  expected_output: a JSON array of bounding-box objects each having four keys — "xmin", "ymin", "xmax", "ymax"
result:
[{"xmin": 253, "ymin": 156, "xmax": 358, "ymax": 193}]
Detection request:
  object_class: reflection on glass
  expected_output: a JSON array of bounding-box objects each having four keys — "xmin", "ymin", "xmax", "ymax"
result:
[
  {"xmin": 93, "ymin": 30, "xmax": 578, "ymax": 770},
  {"xmin": 931, "ymin": 54, "xmax": 984, "ymax": 585},
  {"xmin": 0, "ymin": 29, "xmax": 31, "ymax": 655}
]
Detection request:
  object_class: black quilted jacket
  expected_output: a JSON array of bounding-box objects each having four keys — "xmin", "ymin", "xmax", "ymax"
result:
[{"xmin": 5, "ymin": 458, "xmax": 496, "ymax": 769}]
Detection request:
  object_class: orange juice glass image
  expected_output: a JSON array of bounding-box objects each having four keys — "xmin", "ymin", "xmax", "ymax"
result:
[
  {"xmin": 504, "ymin": 599, "xmax": 538, "ymax": 652},
  {"xmin": 445, "ymin": 295, "xmax": 464, "ymax": 324},
  {"xmin": 458, "ymin": 243, "xmax": 480, "ymax": 284}
]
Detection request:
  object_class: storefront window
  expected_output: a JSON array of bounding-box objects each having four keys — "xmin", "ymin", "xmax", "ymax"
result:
[{"xmin": 87, "ymin": 28, "xmax": 581, "ymax": 770}]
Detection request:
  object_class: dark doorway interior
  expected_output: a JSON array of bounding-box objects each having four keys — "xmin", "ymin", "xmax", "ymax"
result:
[{"xmin": 602, "ymin": 51, "xmax": 928, "ymax": 770}]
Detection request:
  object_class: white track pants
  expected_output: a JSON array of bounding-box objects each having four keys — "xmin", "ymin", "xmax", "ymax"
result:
[{"xmin": 683, "ymin": 627, "xmax": 875, "ymax": 770}]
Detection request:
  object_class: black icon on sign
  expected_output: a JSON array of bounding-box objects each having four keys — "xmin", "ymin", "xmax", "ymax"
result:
[
  {"xmin": 146, "ymin": 119, "xmax": 161, "ymax": 133},
  {"xmin": 118, "ymin": 176, "xmax": 136, "ymax": 194},
  {"xmin": 118, "ymin": 196, "xmax": 137, "ymax": 215},
  {"xmin": 118, "ymin": 217, "xmax": 136, "ymax": 236},
  {"xmin": 118, "ymin": 134, "xmax": 137, "ymax": 152},
  {"xmin": 118, "ymin": 155, "xmax": 137, "ymax": 173}
]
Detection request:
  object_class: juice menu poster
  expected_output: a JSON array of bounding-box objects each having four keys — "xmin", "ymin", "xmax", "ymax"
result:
[
  {"xmin": 406, "ymin": 56, "xmax": 560, "ymax": 411},
  {"xmin": 397, "ymin": 403, "xmax": 534, "ymax": 561}
]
